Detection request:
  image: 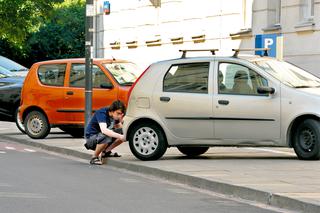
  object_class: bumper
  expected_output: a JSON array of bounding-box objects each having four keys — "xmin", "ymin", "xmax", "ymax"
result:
[{"xmin": 123, "ymin": 115, "xmax": 135, "ymax": 139}]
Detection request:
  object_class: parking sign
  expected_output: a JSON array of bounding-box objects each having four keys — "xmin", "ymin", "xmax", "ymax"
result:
[{"xmin": 255, "ymin": 34, "xmax": 283, "ymax": 58}]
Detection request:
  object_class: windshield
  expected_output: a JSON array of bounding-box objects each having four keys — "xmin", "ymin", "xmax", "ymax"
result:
[
  {"xmin": 0, "ymin": 66, "xmax": 15, "ymax": 78},
  {"xmin": 0, "ymin": 56, "xmax": 27, "ymax": 71},
  {"xmin": 254, "ymin": 59, "xmax": 320, "ymax": 88},
  {"xmin": 103, "ymin": 63, "xmax": 141, "ymax": 85}
]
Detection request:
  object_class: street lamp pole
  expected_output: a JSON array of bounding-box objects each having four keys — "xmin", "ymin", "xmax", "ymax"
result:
[{"xmin": 85, "ymin": 0, "xmax": 94, "ymax": 134}]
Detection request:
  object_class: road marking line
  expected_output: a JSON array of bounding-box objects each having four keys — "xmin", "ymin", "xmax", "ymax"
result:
[
  {"xmin": 119, "ymin": 178, "xmax": 141, "ymax": 183},
  {"xmin": 0, "ymin": 151, "xmax": 6, "ymax": 154},
  {"xmin": 244, "ymin": 147, "xmax": 294, "ymax": 155},
  {"xmin": 5, "ymin": 146, "xmax": 16, "ymax": 150},
  {"xmin": 0, "ymin": 192, "xmax": 47, "ymax": 199},
  {"xmin": 24, "ymin": 149, "xmax": 36, "ymax": 153}
]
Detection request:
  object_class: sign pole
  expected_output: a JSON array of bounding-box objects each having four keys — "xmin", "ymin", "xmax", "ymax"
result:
[{"xmin": 85, "ymin": 0, "xmax": 94, "ymax": 134}]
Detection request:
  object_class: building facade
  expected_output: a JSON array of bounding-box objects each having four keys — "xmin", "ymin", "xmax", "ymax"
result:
[{"xmin": 93, "ymin": 0, "xmax": 320, "ymax": 75}]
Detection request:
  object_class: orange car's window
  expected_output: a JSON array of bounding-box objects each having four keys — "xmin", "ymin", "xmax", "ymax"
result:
[
  {"xmin": 38, "ymin": 64, "xmax": 66, "ymax": 86},
  {"xmin": 70, "ymin": 64, "xmax": 112, "ymax": 88}
]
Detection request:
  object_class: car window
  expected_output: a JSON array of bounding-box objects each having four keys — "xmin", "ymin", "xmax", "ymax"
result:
[
  {"xmin": 254, "ymin": 59, "xmax": 320, "ymax": 88},
  {"xmin": 103, "ymin": 63, "xmax": 141, "ymax": 86},
  {"xmin": 218, "ymin": 62, "xmax": 268, "ymax": 96},
  {"xmin": 38, "ymin": 64, "xmax": 66, "ymax": 86},
  {"xmin": 70, "ymin": 64, "xmax": 112, "ymax": 88},
  {"xmin": 163, "ymin": 62, "xmax": 209, "ymax": 94}
]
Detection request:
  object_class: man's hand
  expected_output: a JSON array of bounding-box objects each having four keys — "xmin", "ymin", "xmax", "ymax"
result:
[{"xmin": 119, "ymin": 135, "xmax": 126, "ymax": 141}]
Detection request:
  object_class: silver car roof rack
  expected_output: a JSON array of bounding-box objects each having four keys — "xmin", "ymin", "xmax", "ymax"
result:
[
  {"xmin": 232, "ymin": 48, "xmax": 270, "ymax": 57},
  {"xmin": 179, "ymin": 49, "xmax": 219, "ymax": 58}
]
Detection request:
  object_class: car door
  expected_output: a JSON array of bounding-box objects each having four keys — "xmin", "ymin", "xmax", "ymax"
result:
[
  {"xmin": 153, "ymin": 61, "xmax": 214, "ymax": 140},
  {"xmin": 36, "ymin": 63, "xmax": 68, "ymax": 124},
  {"xmin": 213, "ymin": 60, "xmax": 281, "ymax": 144},
  {"xmin": 63, "ymin": 63, "xmax": 117, "ymax": 124}
]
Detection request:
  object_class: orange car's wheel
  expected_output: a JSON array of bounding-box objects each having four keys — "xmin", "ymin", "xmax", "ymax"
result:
[{"xmin": 24, "ymin": 110, "xmax": 51, "ymax": 139}]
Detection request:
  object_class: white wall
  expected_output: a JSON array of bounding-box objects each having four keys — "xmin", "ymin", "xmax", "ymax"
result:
[
  {"xmin": 94, "ymin": 0, "xmax": 246, "ymax": 69},
  {"xmin": 93, "ymin": 0, "xmax": 320, "ymax": 76}
]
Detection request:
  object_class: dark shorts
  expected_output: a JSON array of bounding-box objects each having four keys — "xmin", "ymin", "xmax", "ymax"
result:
[{"xmin": 84, "ymin": 128, "xmax": 123, "ymax": 150}]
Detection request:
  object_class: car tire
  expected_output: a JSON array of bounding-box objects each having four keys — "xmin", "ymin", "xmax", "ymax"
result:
[
  {"xmin": 293, "ymin": 119, "xmax": 320, "ymax": 160},
  {"xmin": 177, "ymin": 146, "xmax": 209, "ymax": 157},
  {"xmin": 128, "ymin": 122, "xmax": 167, "ymax": 161},
  {"xmin": 24, "ymin": 110, "xmax": 51, "ymax": 139},
  {"xmin": 14, "ymin": 107, "xmax": 25, "ymax": 134},
  {"xmin": 59, "ymin": 127, "xmax": 84, "ymax": 138}
]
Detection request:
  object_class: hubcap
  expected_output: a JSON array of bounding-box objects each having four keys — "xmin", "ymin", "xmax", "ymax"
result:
[
  {"xmin": 299, "ymin": 128, "xmax": 316, "ymax": 152},
  {"xmin": 28, "ymin": 115, "xmax": 43, "ymax": 135},
  {"xmin": 133, "ymin": 127, "xmax": 158, "ymax": 155}
]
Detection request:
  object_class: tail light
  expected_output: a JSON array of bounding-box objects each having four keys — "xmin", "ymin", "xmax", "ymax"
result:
[{"xmin": 127, "ymin": 65, "xmax": 150, "ymax": 105}]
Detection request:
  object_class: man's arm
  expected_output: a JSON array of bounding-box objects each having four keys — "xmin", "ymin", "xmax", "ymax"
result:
[{"xmin": 99, "ymin": 122, "xmax": 124, "ymax": 140}]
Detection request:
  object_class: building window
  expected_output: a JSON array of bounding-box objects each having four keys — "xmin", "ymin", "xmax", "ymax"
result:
[
  {"xmin": 301, "ymin": 0, "xmax": 314, "ymax": 22},
  {"xmin": 275, "ymin": 0, "xmax": 281, "ymax": 25},
  {"xmin": 267, "ymin": 0, "xmax": 281, "ymax": 27},
  {"xmin": 243, "ymin": 0, "xmax": 253, "ymax": 29}
]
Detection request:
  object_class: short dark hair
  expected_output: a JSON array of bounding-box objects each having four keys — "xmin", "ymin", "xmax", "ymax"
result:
[{"xmin": 108, "ymin": 100, "xmax": 126, "ymax": 114}]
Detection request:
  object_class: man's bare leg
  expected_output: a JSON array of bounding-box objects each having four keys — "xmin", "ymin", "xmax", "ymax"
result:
[{"xmin": 94, "ymin": 143, "xmax": 108, "ymax": 158}]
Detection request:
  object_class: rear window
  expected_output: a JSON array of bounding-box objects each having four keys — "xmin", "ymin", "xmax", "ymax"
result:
[
  {"xmin": 38, "ymin": 64, "xmax": 66, "ymax": 86},
  {"xmin": 163, "ymin": 62, "xmax": 209, "ymax": 94}
]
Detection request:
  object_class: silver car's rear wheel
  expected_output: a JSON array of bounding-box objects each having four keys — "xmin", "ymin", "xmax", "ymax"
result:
[
  {"xmin": 133, "ymin": 127, "xmax": 159, "ymax": 156},
  {"xmin": 177, "ymin": 146, "xmax": 209, "ymax": 157},
  {"xmin": 128, "ymin": 122, "xmax": 167, "ymax": 161}
]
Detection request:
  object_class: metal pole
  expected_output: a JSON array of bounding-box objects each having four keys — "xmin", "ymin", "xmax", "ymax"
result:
[{"xmin": 85, "ymin": 0, "xmax": 94, "ymax": 134}]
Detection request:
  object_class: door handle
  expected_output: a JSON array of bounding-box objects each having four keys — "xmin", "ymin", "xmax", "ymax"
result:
[
  {"xmin": 160, "ymin": 97, "xmax": 171, "ymax": 102},
  {"xmin": 218, "ymin": 100, "xmax": 229, "ymax": 105},
  {"xmin": 66, "ymin": 91, "xmax": 74, "ymax": 95}
]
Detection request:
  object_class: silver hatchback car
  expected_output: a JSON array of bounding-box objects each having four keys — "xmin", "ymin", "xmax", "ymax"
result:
[{"xmin": 124, "ymin": 49, "xmax": 320, "ymax": 161}]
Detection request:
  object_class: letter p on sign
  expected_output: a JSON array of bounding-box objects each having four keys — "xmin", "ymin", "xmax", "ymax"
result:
[{"xmin": 264, "ymin": 38, "xmax": 274, "ymax": 48}]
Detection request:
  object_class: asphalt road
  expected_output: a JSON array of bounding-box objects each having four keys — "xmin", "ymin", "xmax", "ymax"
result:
[{"xmin": 0, "ymin": 140, "xmax": 288, "ymax": 213}]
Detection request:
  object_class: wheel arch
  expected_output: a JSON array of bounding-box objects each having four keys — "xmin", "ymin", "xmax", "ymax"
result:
[
  {"xmin": 287, "ymin": 114, "xmax": 320, "ymax": 147},
  {"xmin": 22, "ymin": 106, "xmax": 49, "ymax": 124}
]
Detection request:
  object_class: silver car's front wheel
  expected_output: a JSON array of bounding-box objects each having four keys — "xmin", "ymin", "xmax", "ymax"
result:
[
  {"xmin": 293, "ymin": 119, "xmax": 320, "ymax": 160},
  {"xmin": 128, "ymin": 122, "xmax": 167, "ymax": 161}
]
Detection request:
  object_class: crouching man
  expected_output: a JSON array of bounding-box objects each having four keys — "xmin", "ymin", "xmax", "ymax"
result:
[{"xmin": 84, "ymin": 100, "xmax": 126, "ymax": 165}]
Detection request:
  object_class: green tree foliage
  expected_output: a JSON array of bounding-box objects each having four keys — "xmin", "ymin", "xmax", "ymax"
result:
[
  {"xmin": 26, "ymin": 0, "xmax": 85, "ymax": 66},
  {"xmin": 0, "ymin": 0, "xmax": 85, "ymax": 67},
  {"xmin": 0, "ymin": 0, "xmax": 63, "ymax": 44}
]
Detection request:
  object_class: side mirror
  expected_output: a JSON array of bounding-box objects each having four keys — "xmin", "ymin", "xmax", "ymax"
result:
[
  {"xmin": 257, "ymin": 86, "xmax": 275, "ymax": 95},
  {"xmin": 100, "ymin": 83, "xmax": 113, "ymax": 89}
]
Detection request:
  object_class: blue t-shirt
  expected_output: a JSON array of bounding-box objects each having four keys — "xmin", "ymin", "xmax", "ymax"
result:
[{"xmin": 85, "ymin": 107, "xmax": 114, "ymax": 138}]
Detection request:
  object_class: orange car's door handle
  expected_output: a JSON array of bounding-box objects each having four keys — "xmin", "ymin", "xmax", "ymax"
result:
[{"xmin": 66, "ymin": 91, "xmax": 74, "ymax": 95}]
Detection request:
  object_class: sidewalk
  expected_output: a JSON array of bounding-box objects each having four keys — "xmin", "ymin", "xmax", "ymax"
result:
[{"xmin": 1, "ymin": 121, "xmax": 320, "ymax": 213}]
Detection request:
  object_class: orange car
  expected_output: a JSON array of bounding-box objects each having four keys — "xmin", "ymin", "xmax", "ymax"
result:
[{"xmin": 19, "ymin": 58, "xmax": 141, "ymax": 139}]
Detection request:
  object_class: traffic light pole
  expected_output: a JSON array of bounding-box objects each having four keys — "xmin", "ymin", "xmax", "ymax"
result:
[{"xmin": 85, "ymin": 0, "xmax": 94, "ymax": 134}]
